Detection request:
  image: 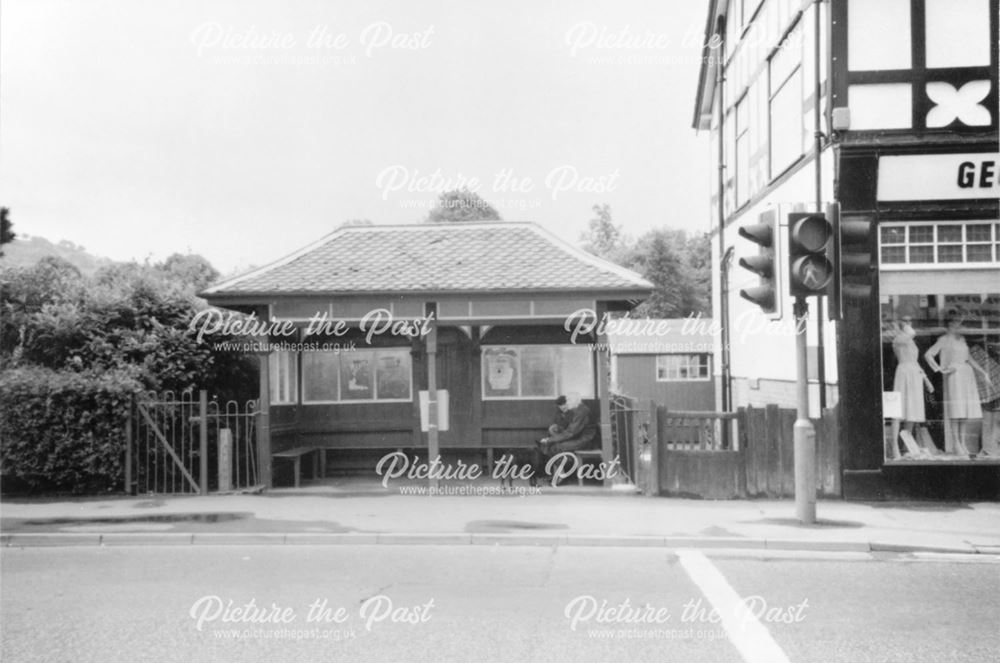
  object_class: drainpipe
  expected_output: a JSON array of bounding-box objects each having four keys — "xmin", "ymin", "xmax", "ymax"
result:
[
  {"xmin": 715, "ymin": 13, "xmax": 732, "ymax": 415},
  {"xmin": 721, "ymin": 246, "xmax": 735, "ymax": 413},
  {"xmin": 813, "ymin": 0, "xmax": 827, "ymax": 410}
]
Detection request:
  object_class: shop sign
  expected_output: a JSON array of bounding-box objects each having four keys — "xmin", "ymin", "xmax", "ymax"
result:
[{"xmin": 877, "ymin": 154, "xmax": 1000, "ymax": 201}]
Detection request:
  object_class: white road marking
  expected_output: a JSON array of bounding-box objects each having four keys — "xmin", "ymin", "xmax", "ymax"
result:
[
  {"xmin": 677, "ymin": 550, "xmax": 792, "ymax": 663},
  {"xmin": 908, "ymin": 552, "xmax": 1000, "ymax": 564}
]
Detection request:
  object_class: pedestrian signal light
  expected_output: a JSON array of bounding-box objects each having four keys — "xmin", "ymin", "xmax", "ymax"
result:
[{"xmin": 787, "ymin": 212, "xmax": 834, "ymax": 299}]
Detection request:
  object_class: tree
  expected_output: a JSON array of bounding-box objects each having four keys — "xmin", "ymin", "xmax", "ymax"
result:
[
  {"xmin": 426, "ymin": 188, "xmax": 502, "ymax": 223},
  {"xmin": 578, "ymin": 204, "xmax": 711, "ymax": 319},
  {"xmin": 625, "ymin": 229, "xmax": 712, "ymax": 318},
  {"xmin": 679, "ymin": 231, "xmax": 711, "ymax": 316},
  {"xmin": 157, "ymin": 253, "xmax": 219, "ymax": 292},
  {"xmin": 0, "ymin": 208, "xmax": 16, "ymax": 257},
  {"xmin": 627, "ymin": 230, "xmax": 686, "ymax": 318},
  {"xmin": 580, "ymin": 204, "xmax": 626, "ymax": 261}
]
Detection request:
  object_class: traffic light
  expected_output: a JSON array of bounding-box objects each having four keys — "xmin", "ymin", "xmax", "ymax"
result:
[
  {"xmin": 787, "ymin": 211, "xmax": 834, "ymax": 298},
  {"xmin": 827, "ymin": 204, "xmax": 873, "ymax": 320},
  {"xmin": 737, "ymin": 209, "xmax": 780, "ymax": 318}
]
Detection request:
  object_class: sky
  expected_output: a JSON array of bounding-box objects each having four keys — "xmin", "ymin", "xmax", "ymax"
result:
[{"xmin": 0, "ymin": 0, "xmax": 712, "ymax": 275}]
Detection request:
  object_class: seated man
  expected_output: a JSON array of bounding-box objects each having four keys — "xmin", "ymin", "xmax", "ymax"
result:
[{"xmin": 533, "ymin": 394, "xmax": 598, "ymax": 484}]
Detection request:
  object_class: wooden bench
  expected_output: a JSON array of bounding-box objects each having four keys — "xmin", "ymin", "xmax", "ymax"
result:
[
  {"xmin": 491, "ymin": 446, "xmax": 605, "ymax": 487},
  {"xmin": 273, "ymin": 447, "xmax": 326, "ymax": 488},
  {"xmin": 566, "ymin": 449, "xmax": 604, "ymax": 486},
  {"xmin": 273, "ymin": 444, "xmax": 544, "ymax": 487}
]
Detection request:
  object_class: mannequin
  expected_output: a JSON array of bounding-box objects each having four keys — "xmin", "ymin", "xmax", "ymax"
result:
[
  {"xmin": 924, "ymin": 313, "xmax": 992, "ymax": 456},
  {"xmin": 969, "ymin": 338, "xmax": 1000, "ymax": 456},
  {"xmin": 889, "ymin": 318, "xmax": 934, "ymax": 458}
]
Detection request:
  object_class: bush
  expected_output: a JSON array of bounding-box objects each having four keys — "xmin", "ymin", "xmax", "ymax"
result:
[
  {"xmin": 2, "ymin": 258, "xmax": 258, "ymax": 404},
  {"xmin": 0, "ymin": 366, "xmax": 141, "ymax": 493}
]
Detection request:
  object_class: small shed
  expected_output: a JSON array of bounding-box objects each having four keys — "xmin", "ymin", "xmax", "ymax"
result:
[
  {"xmin": 608, "ymin": 318, "xmax": 717, "ymax": 411},
  {"xmin": 201, "ymin": 221, "xmax": 652, "ymax": 486}
]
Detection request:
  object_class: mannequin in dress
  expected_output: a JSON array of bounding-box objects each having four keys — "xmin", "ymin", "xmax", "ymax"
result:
[
  {"xmin": 924, "ymin": 313, "xmax": 992, "ymax": 456},
  {"xmin": 889, "ymin": 318, "xmax": 934, "ymax": 458},
  {"xmin": 969, "ymin": 338, "xmax": 1000, "ymax": 456}
]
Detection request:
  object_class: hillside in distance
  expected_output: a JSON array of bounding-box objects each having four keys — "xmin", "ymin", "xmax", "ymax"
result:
[{"xmin": 0, "ymin": 235, "xmax": 111, "ymax": 275}]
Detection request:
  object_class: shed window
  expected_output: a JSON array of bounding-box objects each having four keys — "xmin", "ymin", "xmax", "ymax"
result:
[
  {"xmin": 482, "ymin": 345, "xmax": 594, "ymax": 399},
  {"xmin": 656, "ymin": 354, "xmax": 711, "ymax": 382}
]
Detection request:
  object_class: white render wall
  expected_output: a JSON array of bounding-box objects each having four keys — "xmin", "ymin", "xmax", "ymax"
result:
[{"xmin": 711, "ymin": 148, "xmax": 839, "ymax": 416}]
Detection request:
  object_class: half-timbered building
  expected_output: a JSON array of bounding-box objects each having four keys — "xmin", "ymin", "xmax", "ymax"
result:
[{"xmin": 694, "ymin": 0, "xmax": 999, "ymax": 498}]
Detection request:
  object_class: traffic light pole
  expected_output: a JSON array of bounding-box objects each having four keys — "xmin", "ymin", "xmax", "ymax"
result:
[{"xmin": 793, "ymin": 297, "xmax": 817, "ymax": 524}]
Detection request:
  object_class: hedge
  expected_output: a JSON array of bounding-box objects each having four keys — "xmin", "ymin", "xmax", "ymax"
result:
[{"xmin": 0, "ymin": 367, "xmax": 141, "ymax": 493}]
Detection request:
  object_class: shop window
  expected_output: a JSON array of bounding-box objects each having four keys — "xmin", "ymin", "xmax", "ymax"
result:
[
  {"xmin": 878, "ymin": 218, "xmax": 1000, "ymax": 462},
  {"xmin": 879, "ymin": 221, "xmax": 1000, "ymax": 268},
  {"xmin": 880, "ymin": 296, "xmax": 1000, "ymax": 463},
  {"xmin": 482, "ymin": 345, "xmax": 594, "ymax": 400},
  {"xmin": 656, "ymin": 354, "xmax": 711, "ymax": 382},
  {"xmin": 269, "ymin": 352, "xmax": 298, "ymax": 405},
  {"xmin": 302, "ymin": 348, "xmax": 412, "ymax": 403}
]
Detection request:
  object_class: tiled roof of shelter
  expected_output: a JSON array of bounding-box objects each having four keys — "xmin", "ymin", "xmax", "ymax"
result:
[{"xmin": 203, "ymin": 222, "xmax": 653, "ymax": 297}]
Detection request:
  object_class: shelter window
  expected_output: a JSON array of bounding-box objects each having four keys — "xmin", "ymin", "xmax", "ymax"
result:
[
  {"xmin": 269, "ymin": 352, "xmax": 298, "ymax": 405},
  {"xmin": 482, "ymin": 345, "xmax": 595, "ymax": 399},
  {"xmin": 302, "ymin": 348, "xmax": 412, "ymax": 403}
]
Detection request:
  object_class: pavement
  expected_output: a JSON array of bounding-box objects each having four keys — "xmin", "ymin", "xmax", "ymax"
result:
[{"xmin": 3, "ymin": 477, "xmax": 1000, "ymax": 554}]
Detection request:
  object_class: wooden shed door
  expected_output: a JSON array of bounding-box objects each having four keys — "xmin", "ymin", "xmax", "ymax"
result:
[{"xmin": 435, "ymin": 328, "xmax": 475, "ymax": 446}]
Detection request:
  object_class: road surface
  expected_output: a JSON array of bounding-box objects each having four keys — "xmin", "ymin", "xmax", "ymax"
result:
[{"xmin": 2, "ymin": 545, "xmax": 998, "ymax": 663}]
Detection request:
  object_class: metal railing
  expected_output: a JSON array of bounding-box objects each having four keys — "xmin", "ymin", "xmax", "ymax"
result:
[
  {"xmin": 126, "ymin": 390, "xmax": 260, "ymax": 494},
  {"xmin": 609, "ymin": 393, "xmax": 647, "ymax": 486}
]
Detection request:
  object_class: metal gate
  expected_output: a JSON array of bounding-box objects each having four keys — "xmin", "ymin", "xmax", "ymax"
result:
[
  {"xmin": 608, "ymin": 394, "xmax": 652, "ymax": 491},
  {"xmin": 125, "ymin": 390, "xmax": 261, "ymax": 494}
]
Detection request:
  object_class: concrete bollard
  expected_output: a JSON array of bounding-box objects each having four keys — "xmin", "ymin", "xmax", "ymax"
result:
[{"xmin": 218, "ymin": 429, "xmax": 233, "ymax": 493}]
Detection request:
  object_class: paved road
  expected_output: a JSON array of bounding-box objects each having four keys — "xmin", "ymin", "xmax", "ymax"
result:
[{"xmin": 2, "ymin": 545, "xmax": 998, "ymax": 663}]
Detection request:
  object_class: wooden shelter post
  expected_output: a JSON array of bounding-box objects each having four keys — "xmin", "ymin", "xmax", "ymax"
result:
[
  {"xmin": 425, "ymin": 302, "xmax": 439, "ymax": 490},
  {"xmin": 258, "ymin": 351, "xmax": 272, "ymax": 489},
  {"xmin": 595, "ymin": 301, "xmax": 613, "ymax": 487}
]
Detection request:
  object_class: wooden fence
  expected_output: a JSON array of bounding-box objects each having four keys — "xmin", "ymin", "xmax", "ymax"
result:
[
  {"xmin": 742, "ymin": 405, "xmax": 840, "ymax": 498},
  {"xmin": 650, "ymin": 403, "xmax": 840, "ymax": 499}
]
